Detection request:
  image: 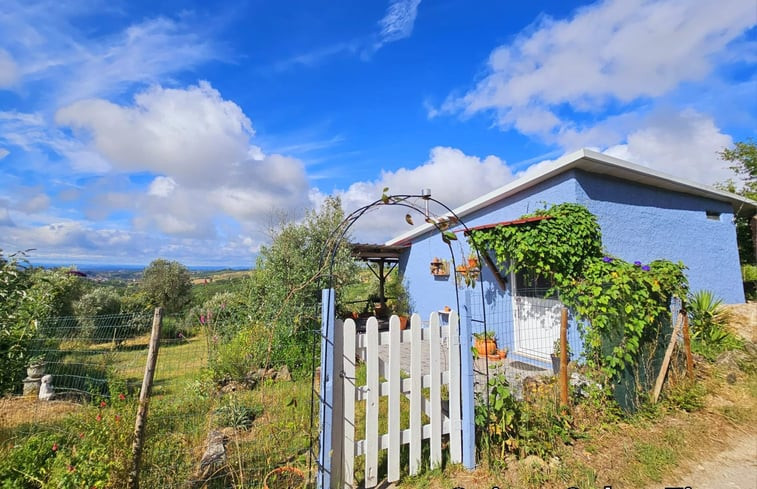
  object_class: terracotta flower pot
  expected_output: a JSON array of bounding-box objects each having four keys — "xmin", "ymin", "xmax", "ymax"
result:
[
  {"xmin": 475, "ymin": 338, "xmax": 497, "ymax": 356},
  {"xmin": 399, "ymin": 316, "xmax": 408, "ymax": 330}
]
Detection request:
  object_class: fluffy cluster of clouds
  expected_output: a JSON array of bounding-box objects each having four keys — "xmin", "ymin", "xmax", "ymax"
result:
[{"xmin": 0, "ymin": 0, "xmax": 753, "ymax": 265}]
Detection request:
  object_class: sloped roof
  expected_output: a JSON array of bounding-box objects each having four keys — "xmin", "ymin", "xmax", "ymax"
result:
[{"xmin": 387, "ymin": 148, "xmax": 756, "ymax": 246}]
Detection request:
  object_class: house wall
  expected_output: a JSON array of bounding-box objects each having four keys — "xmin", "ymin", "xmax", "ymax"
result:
[
  {"xmin": 398, "ymin": 172, "xmax": 584, "ymax": 362},
  {"xmin": 574, "ymin": 170, "xmax": 745, "ymax": 304},
  {"xmin": 398, "ymin": 168, "xmax": 746, "ymax": 364}
]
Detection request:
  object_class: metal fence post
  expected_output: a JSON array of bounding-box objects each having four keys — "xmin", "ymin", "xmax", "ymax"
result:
[
  {"xmin": 461, "ymin": 290, "xmax": 476, "ymax": 469},
  {"xmin": 318, "ymin": 289, "xmax": 336, "ymax": 489}
]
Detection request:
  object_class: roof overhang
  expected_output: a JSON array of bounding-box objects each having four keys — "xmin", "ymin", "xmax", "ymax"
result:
[
  {"xmin": 387, "ymin": 148, "xmax": 757, "ymax": 246},
  {"xmin": 351, "ymin": 243, "xmax": 408, "ymax": 263}
]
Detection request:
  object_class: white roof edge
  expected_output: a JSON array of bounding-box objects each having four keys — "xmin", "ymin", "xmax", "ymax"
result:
[{"xmin": 386, "ymin": 148, "xmax": 756, "ymax": 246}]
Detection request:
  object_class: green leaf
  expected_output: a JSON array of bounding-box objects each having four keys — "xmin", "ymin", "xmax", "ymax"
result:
[{"xmin": 442, "ymin": 231, "xmax": 457, "ymax": 241}]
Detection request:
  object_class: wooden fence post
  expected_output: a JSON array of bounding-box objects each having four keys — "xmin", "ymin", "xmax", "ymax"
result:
[
  {"xmin": 682, "ymin": 312, "xmax": 693, "ymax": 378},
  {"xmin": 559, "ymin": 308, "xmax": 569, "ymax": 406},
  {"xmin": 652, "ymin": 311, "xmax": 684, "ymax": 404},
  {"xmin": 127, "ymin": 307, "xmax": 162, "ymax": 489}
]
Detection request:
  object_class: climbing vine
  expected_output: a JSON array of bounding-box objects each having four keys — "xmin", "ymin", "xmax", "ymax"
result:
[{"xmin": 469, "ymin": 203, "xmax": 688, "ymax": 380}]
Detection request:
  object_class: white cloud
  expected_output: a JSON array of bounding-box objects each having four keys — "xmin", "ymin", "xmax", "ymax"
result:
[
  {"xmin": 148, "ymin": 176, "xmax": 177, "ymax": 197},
  {"xmin": 328, "ymin": 146, "xmax": 515, "ymax": 242},
  {"xmin": 0, "ymin": 148, "xmax": 9, "ymax": 159},
  {"xmin": 517, "ymin": 109, "xmax": 735, "ymax": 187},
  {"xmin": 440, "ymin": 0, "xmax": 756, "ymax": 138},
  {"xmin": 604, "ymin": 109, "xmax": 734, "ymax": 186},
  {"xmin": 377, "ymin": 0, "xmax": 422, "ymax": 48},
  {"xmin": 56, "ymin": 82, "xmax": 253, "ymax": 185},
  {"xmin": 0, "ymin": 208, "xmax": 13, "ymax": 227},
  {"xmin": 0, "ymin": 49, "xmax": 19, "ymax": 87},
  {"xmin": 51, "ymin": 82, "xmax": 312, "ymax": 241},
  {"xmin": 0, "ymin": 1, "xmax": 220, "ymax": 103}
]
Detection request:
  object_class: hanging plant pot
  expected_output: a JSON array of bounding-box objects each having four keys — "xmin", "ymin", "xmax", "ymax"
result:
[{"xmin": 263, "ymin": 466, "xmax": 305, "ymax": 489}]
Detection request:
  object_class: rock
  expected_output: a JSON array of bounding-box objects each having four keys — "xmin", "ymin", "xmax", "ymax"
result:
[
  {"xmin": 275, "ymin": 365, "xmax": 292, "ymax": 382},
  {"xmin": 191, "ymin": 429, "xmax": 228, "ymax": 487},
  {"xmin": 715, "ymin": 350, "xmax": 748, "ymax": 371},
  {"xmin": 220, "ymin": 381, "xmax": 245, "ymax": 394}
]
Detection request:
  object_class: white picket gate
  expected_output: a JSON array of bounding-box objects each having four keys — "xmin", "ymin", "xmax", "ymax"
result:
[{"xmin": 329, "ymin": 311, "xmax": 462, "ymax": 488}]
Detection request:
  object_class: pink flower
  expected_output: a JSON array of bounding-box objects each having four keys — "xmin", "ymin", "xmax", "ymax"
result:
[
  {"xmin": 52, "ymin": 442, "xmax": 58, "ymax": 452},
  {"xmin": 118, "ymin": 393, "xmax": 126, "ymax": 401},
  {"xmin": 115, "ymin": 414, "xmax": 121, "ymax": 422},
  {"xmin": 100, "ymin": 401, "xmax": 106, "ymax": 408},
  {"xmin": 96, "ymin": 414, "xmax": 102, "ymax": 422},
  {"xmin": 67, "ymin": 465, "xmax": 75, "ymax": 472},
  {"xmin": 79, "ymin": 432, "xmax": 84, "ymax": 438},
  {"xmin": 200, "ymin": 314, "xmax": 206, "ymax": 325}
]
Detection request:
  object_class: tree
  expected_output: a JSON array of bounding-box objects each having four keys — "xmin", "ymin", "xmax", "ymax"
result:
[
  {"xmin": 718, "ymin": 139, "xmax": 757, "ymax": 200},
  {"xmin": 0, "ymin": 252, "xmax": 86, "ymax": 393},
  {"xmin": 139, "ymin": 259, "xmax": 192, "ymax": 314},
  {"xmin": 717, "ymin": 139, "xmax": 757, "ymax": 265},
  {"xmin": 246, "ymin": 196, "xmax": 359, "ymax": 370}
]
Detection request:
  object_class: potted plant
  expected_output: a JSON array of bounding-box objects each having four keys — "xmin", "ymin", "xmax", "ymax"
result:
[
  {"xmin": 26, "ymin": 355, "xmax": 46, "ymax": 378},
  {"xmin": 473, "ymin": 331, "xmax": 497, "ymax": 356},
  {"xmin": 551, "ymin": 338, "xmax": 571, "ymax": 374},
  {"xmin": 497, "ymin": 346, "xmax": 508, "ymax": 360},
  {"xmin": 467, "ymin": 252, "xmax": 479, "ymax": 269}
]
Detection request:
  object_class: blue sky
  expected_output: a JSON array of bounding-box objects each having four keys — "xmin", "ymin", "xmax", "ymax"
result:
[{"xmin": 1, "ymin": 0, "xmax": 755, "ymax": 266}]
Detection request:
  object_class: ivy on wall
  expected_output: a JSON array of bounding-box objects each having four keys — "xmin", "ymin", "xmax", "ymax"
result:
[{"xmin": 469, "ymin": 202, "xmax": 688, "ymax": 379}]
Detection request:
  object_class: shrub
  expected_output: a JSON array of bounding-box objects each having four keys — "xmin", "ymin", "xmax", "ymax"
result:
[{"xmin": 688, "ymin": 290, "xmax": 742, "ymax": 360}]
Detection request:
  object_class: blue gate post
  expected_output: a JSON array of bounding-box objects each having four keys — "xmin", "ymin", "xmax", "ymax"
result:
[
  {"xmin": 461, "ymin": 290, "xmax": 476, "ymax": 469},
  {"xmin": 318, "ymin": 289, "xmax": 336, "ymax": 488}
]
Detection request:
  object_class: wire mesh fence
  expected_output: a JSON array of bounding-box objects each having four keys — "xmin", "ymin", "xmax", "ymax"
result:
[{"xmin": 0, "ymin": 311, "xmax": 320, "ymax": 488}]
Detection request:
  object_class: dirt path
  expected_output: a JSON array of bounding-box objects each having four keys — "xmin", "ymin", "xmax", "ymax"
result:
[{"xmin": 651, "ymin": 432, "xmax": 756, "ymax": 489}]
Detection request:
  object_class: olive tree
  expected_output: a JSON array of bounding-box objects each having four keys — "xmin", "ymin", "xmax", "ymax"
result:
[{"xmin": 139, "ymin": 259, "xmax": 193, "ymax": 314}]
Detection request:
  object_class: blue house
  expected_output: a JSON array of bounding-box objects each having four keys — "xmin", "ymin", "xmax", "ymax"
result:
[{"xmin": 386, "ymin": 149, "xmax": 755, "ymax": 367}]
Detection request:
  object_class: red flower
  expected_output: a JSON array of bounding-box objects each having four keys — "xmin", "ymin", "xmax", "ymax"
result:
[
  {"xmin": 67, "ymin": 465, "xmax": 75, "ymax": 472},
  {"xmin": 115, "ymin": 414, "xmax": 121, "ymax": 422},
  {"xmin": 96, "ymin": 414, "xmax": 102, "ymax": 422},
  {"xmin": 118, "ymin": 393, "xmax": 126, "ymax": 401},
  {"xmin": 78, "ymin": 432, "xmax": 84, "ymax": 438},
  {"xmin": 100, "ymin": 401, "xmax": 106, "ymax": 408},
  {"xmin": 52, "ymin": 442, "xmax": 58, "ymax": 452}
]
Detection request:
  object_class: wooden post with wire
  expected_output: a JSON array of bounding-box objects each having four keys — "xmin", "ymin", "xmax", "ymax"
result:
[
  {"xmin": 682, "ymin": 311, "xmax": 693, "ymax": 378},
  {"xmin": 128, "ymin": 307, "xmax": 163, "ymax": 489},
  {"xmin": 652, "ymin": 311, "xmax": 684, "ymax": 404},
  {"xmin": 559, "ymin": 307, "xmax": 569, "ymax": 406}
]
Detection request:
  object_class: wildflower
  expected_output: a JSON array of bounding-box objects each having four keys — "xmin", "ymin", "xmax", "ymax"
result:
[
  {"xmin": 634, "ymin": 261, "xmax": 642, "ymax": 266},
  {"xmin": 100, "ymin": 401, "xmax": 106, "ymax": 408},
  {"xmin": 52, "ymin": 442, "xmax": 58, "ymax": 452},
  {"xmin": 641, "ymin": 265, "xmax": 651, "ymax": 271},
  {"xmin": 79, "ymin": 432, "xmax": 85, "ymax": 438},
  {"xmin": 96, "ymin": 414, "xmax": 102, "ymax": 422},
  {"xmin": 115, "ymin": 414, "xmax": 121, "ymax": 422},
  {"xmin": 118, "ymin": 393, "xmax": 126, "ymax": 401},
  {"xmin": 67, "ymin": 465, "xmax": 75, "ymax": 472},
  {"xmin": 200, "ymin": 314, "xmax": 206, "ymax": 325},
  {"xmin": 178, "ymin": 332, "xmax": 185, "ymax": 340},
  {"xmin": 602, "ymin": 256, "xmax": 613, "ymax": 263}
]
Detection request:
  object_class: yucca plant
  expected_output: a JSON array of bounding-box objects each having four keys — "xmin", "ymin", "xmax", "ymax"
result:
[{"xmin": 688, "ymin": 290, "xmax": 740, "ymax": 359}]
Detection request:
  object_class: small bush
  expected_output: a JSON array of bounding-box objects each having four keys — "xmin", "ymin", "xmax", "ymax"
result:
[{"xmin": 689, "ymin": 290, "xmax": 742, "ymax": 360}]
